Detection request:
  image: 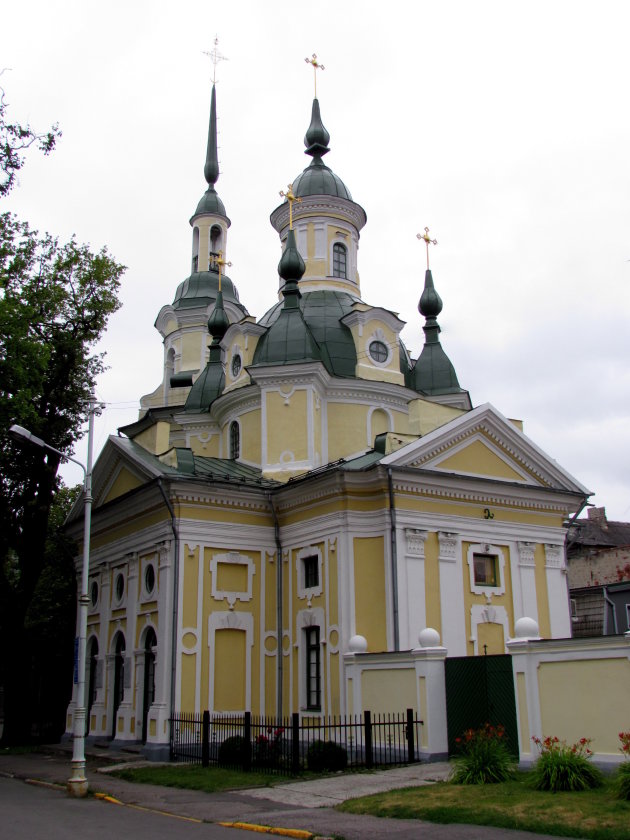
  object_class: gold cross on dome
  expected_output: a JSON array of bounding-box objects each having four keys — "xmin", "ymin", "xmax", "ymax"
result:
[
  {"xmin": 305, "ymin": 53, "xmax": 325, "ymax": 98},
  {"xmin": 216, "ymin": 250, "xmax": 232, "ymax": 292},
  {"xmin": 203, "ymin": 36, "xmax": 228, "ymax": 84},
  {"xmin": 279, "ymin": 183, "xmax": 302, "ymax": 230},
  {"xmin": 417, "ymin": 227, "xmax": 438, "ymax": 269}
]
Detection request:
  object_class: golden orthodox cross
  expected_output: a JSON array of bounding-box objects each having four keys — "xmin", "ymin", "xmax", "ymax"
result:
[
  {"xmin": 417, "ymin": 227, "xmax": 438, "ymax": 269},
  {"xmin": 203, "ymin": 36, "xmax": 228, "ymax": 84},
  {"xmin": 279, "ymin": 183, "xmax": 302, "ymax": 230},
  {"xmin": 216, "ymin": 250, "xmax": 232, "ymax": 292},
  {"xmin": 304, "ymin": 53, "xmax": 325, "ymax": 98}
]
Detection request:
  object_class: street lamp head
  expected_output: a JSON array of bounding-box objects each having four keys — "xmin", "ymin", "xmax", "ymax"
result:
[{"xmin": 8, "ymin": 424, "xmax": 46, "ymax": 448}]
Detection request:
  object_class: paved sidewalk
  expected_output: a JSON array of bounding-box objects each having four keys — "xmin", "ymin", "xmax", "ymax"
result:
[{"xmin": 0, "ymin": 747, "xmax": 565, "ymax": 840}]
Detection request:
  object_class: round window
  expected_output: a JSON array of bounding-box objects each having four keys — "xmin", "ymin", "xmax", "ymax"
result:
[
  {"xmin": 369, "ymin": 340, "xmax": 388, "ymax": 363},
  {"xmin": 145, "ymin": 563, "xmax": 155, "ymax": 596},
  {"xmin": 90, "ymin": 580, "xmax": 99, "ymax": 607},
  {"xmin": 115, "ymin": 572, "xmax": 125, "ymax": 602},
  {"xmin": 231, "ymin": 353, "xmax": 242, "ymax": 378}
]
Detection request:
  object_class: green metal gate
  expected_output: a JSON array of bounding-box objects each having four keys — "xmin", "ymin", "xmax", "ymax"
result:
[{"xmin": 444, "ymin": 654, "xmax": 519, "ymax": 757}]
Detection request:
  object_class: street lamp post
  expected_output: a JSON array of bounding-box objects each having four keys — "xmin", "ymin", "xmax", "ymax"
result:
[{"xmin": 9, "ymin": 399, "xmax": 96, "ymax": 798}]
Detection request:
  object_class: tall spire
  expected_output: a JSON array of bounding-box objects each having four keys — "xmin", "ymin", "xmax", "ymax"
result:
[
  {"xmin": 193, "ymin": 81, "xmax": 228, "ymax": 219},
  {"xmin": 204, "ymin": 84, "xmax": 220, "ymax": 188},
  {"xmin": 304, "ymin": 98, "xmax": 330, "ymax": 159}
]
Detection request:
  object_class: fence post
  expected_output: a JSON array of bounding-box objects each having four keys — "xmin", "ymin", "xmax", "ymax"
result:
[
  {"xmin": 243, "ymin": 711, "xmax": 252, "ymax": 771},
  {"xmin": 201, "ymin": 711, "xmax": 210, "ymax": 767},
  {"xmin": 292, "ymin": 712, "xmax": 300, "ymax": 774},
  {"xmin": 406, "ymin": 708, "xmax": 415, "ymax": 763},
  {"xmin": 364, "ymin": 710, "xmax": 373, "ymax": 769}
]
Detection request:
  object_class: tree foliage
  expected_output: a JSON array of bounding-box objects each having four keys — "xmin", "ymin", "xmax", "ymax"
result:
[
  {"xmin": 0, "ymin": 76, "xmax": 61, "ymax": 197},
  {"xmin": 0, "ymin": 87, "xmax": 124, "ymax": 743}
]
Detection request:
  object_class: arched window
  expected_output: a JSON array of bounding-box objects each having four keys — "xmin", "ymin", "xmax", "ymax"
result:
[
  {"xmin": 142, "ymin": 627, "xmax": 157, "ymax": 744},
  {"xmin": 112, "ymin": 633, "xmax": 125, "ymax": 739},
  {"xmin": 332, "ymin": 243, "xmax": 347, "ymax": 279},
  {"xmin": 192, "ymin": 226, "xmax": 199, "ymax": 273},
  {"xmin": 230, "ymin": 421, "xmax": 240, "ymax": 460},
  {"xmin": 87, "ymin": 637, "xmax": 99, "ymax": 734},
  {"xmin": 210, "ymin": 225, "xmax": 223, "ymax": 265}
]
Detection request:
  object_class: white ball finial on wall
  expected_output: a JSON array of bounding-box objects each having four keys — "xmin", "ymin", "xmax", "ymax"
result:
[
  {"xmin": 418, "ymin": 627, "xmax": 441, "ymax": 647},
  {"xmin": 348, "ymin": 634, "xmax": 368, "ymax": 653}
]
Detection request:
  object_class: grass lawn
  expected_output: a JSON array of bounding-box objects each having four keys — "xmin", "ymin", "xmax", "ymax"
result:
[
  {"xmin": 338, "ymin": 773, "xmax": 630, "ymax": 840},
  {"xmin": 112, "ymin": 763, "xmax": 283, "ymax": 793}
]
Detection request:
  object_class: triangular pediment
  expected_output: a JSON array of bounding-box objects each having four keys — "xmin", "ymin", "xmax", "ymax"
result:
[{"xmin": 381, "ymin": 403, "xmax": 590, "ymax": 494}]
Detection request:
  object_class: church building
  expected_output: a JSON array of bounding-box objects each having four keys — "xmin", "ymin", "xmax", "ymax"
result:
[{"xmin": 65, "ymin": 71, "xmax": 590, "ymax": 756}]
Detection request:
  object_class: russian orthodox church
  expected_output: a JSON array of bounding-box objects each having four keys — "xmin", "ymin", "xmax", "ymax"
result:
[{"xmin": 65, "ymin": 76, "xmax": 590, "ymax": 756}]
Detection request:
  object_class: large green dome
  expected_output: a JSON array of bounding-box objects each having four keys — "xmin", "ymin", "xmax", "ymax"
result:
[
  {"xmin": 256, "ymin": 289, "xmax": 359, "ymax": 377},
  {"xmin": 172, "ymin": 269, "xmax": 247, "ymax": 314}
]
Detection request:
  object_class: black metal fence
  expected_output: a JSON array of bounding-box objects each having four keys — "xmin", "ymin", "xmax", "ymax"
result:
[{"xmin": 170, "ymin": 709, "xmax": 423, "ymax": 775}]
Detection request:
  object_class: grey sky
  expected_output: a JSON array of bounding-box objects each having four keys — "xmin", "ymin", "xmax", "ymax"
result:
[{"xmin": 4, "ymin": 0, "xmax": 629, "ymax": 518}]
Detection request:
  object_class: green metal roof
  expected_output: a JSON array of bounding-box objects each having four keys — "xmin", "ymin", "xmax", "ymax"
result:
[
  {"xmin": 257, "ymin": 290, "xmax": 359, "ymax": 377},
  {"xmin": 172, "ymin": 270, "xmax": 248, "ymax": 314},
  {"xmin": 184, "ymin": 352, "xmax": 224, "ymax": 412}
]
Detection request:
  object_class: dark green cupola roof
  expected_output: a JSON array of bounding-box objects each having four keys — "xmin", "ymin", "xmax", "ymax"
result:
[
  {"xmin": 291, "ymin": 99, "xmax": 352, "ymax": 200},
  {"xmin": 252, "ymin": 230, "xmax": 322, "ymax": 367},
  {"xmin": 409, "ymin": 269, "xmax": 465, "ymax": 396},
  {"xmin": 184, "ymin": 289, "xmax": 227, "ymax": 412},
  {"xmin": 193, "ymin": 84, "xmax": 230, "ymax": 221}
]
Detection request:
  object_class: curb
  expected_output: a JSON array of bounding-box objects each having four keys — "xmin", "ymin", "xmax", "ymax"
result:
[{"xmin": 219, "ymin": 822, "xmax": 314, "ymax": 838}]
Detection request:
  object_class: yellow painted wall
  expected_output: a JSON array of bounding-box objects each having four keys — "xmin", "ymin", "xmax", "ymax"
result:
[
  {"xmin": 353, "ymin": 536, "xmax": 387, "ymax": 651},
  {"xmin": 462, "ymin": 541, "xmax": 514, "ymax": 655},
  {"xmin": 182, "ymin": 545, "xmax": 199, "ymax": 628},
  {"xmin": 102, "ymin": 467, "xmax": 143, "ymax": 504},
  {"xmin": 216, "ymin": 562, "xmax": 248, "ymax": 592},
  {"xmin": 181, "ymin": 331, "xmax": 203, "ymax": 370},
  {"xmin": 214, "ymin": 629, "xmax": 246, "ymax": 710},
  {"xmin": 424, "ymin": 532, "xmax": 441, "ymax": 635},
  {"xmin": 436, "ymin": 439, "xmax": 526, "ymax": 482},
  {"xmin": 266, "ymin": 390, "xmax": 308, "ymax": 464},
  {"xmin": 538, "ymin": 658, "xmax": 630, "ymax": 753},
  {"xmin": 189, "ymin": 432, "xmax": 220, "ymax": 457},
  {"xmin": 361, "ymin": 667, "xmax": 416, "ymax": 714},
  {"xmin": 328, "ymin": 402, "xmax": 368, "ymax": 459},
  {"xmin": 241, "ymin": 409, "xmax": 261, "ymax": 465},
  {"xmin": 477, "ymin": 622, "xmax": 505, "ymax": 655},
  {"xmin": 408, "ymin": 399, "xmax": 465, "ymax": 436},
  {"xmin": 181, "ymin": 653, "xmax": 196, "ymax": 713},
  {"xmin": 133, "ymin": 421, "xmax": 171, "ymax": 456},
  {"xmin": 534, "ymin": 544, "xmax": 551, "ymax": 637}
]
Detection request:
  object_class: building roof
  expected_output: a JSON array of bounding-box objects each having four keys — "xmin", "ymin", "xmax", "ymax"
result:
[{"xmin": 568, "ymin": 507, "xmax": 630, "ymax": 550}]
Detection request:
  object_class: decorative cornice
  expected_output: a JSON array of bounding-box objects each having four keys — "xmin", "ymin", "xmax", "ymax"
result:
[{"xmin": 270, "ymin": 194, "xmax": 367, "ymax": 234}]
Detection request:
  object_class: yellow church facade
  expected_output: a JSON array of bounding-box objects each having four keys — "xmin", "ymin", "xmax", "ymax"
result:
[{"xmin": 65, "ymin": 80, "xmax": 589, "ymax": 756}]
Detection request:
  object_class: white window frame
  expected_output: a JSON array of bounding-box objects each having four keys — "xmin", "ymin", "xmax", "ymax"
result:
[{"xmin": 466, "ymin": 543, "xmax": 506, "ymax": 596}]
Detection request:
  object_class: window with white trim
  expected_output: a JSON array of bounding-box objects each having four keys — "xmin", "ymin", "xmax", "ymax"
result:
[
  {"xmin": 332, "ymin": 243, "xmax": 347, "ymax": 278},
  {"xmin": 229, "ymin": 421, "xmax": 240, "ymax": 460},
  {"xmin": 304, "ymin": 626, "xmax": 321, "ymax": 710}
]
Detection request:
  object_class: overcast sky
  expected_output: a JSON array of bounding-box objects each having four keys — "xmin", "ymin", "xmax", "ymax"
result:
[{"xmin": 4, "ymin": 0, "xmax": 629, "ymax": 519}]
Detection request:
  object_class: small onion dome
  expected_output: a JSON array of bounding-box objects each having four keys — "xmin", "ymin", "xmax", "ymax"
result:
[
  {"xmin": 207, "ymin": 289, "xmax": 229, "ymax": 342},
  {"xmin": 291, "ymin": 99, "xmax": 352, "ymax": 200}
]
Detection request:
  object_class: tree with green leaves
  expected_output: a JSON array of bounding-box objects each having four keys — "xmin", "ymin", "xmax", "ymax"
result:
[
  {"xmin": 0, "ymin": 90, "xmax": 124, "ymax": 744},
  {"xmin": 0, "ymin": 74, "xmax": 61, "ymax": 197}
]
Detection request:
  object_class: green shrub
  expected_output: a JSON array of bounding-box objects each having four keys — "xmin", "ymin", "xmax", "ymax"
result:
[
  {"xmin": 253, "ymin": 727, "xmax": 285, "ymax": 768},
  {"xmin": 530, "ymin": 736, "xmax": 603, "ymax": 792},
  {"xmin": 450, "ymin": 723, "xmax": 515, "ymax": 785},
  {"xmin": 614, "ymin": 731, "xmax": 630, "ymax": 800},
  {"xmin": 307, "ymin": 739, "xmax": 348, "ymax": 772},
  {"xmin": 218, "ymin": 735, "xmax": 248, "ymax": 767}
]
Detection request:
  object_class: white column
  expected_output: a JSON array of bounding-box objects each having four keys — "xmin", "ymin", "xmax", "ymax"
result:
[
  {"xmin": 545, "ymin": 543, "xmax": 571, "ymax": 637},
  {"xmin": 516, "ymin": 541, "xmax": 538, "ymax": 623},
  {"xmin": 438, "ymin": 532, "xmax": 467, "ymax": 656},
  {"xmin": 402, "ymin": 529, "xmax": 428, "ymax": 650}
]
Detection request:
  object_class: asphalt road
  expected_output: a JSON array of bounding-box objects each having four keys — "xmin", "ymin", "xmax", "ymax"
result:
[{"xmin": 0, "ymin": 776, "xmax": 253, "ymax": 839}]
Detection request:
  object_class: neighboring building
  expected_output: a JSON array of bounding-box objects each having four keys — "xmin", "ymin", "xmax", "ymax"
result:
[
  {"xmin": 567, "ymin": 506, "xmax": 630, "ymax": 637},
  {"xmin": 65, "ymin": 79, "xmax": 590, "ymax": 756}
]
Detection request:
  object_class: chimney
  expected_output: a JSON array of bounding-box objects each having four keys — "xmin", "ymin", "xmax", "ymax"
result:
[{"xmin": 587, "ymin": 506, "xmax": 607, "ymax": 524}]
